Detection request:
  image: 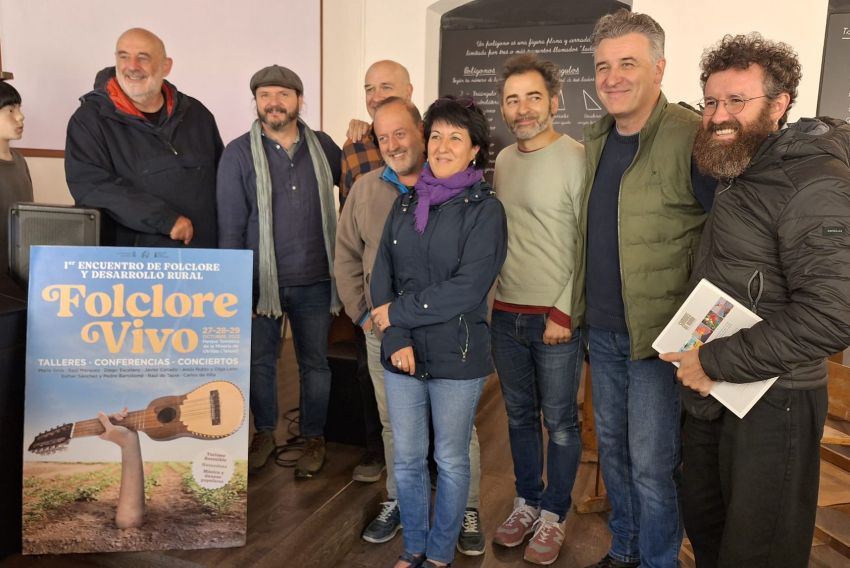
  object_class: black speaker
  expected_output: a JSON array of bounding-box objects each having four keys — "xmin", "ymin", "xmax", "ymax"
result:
[
  {"xmin": 325, "ymin": 340, "xmax": 367, "ymax": 447},
  {"xmin": 8, "ymin": 203, "xmax": 100, "ymax": 285}
]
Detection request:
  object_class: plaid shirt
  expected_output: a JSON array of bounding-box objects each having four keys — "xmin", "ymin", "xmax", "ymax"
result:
[{"xmin": 339, "ymin": 127, "xmax": 384, "ymax": 208}]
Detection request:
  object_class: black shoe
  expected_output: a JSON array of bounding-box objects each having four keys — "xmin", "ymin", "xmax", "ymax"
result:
[
  {"xmin": 361, "ymin": 499, "xmax": 401, "ymax": 544},
  {"xmin": 422, "ymin": 561, "xmax": 451, "ymax": 568},
  {"xmin": 352, "ymin": 450, "xmax": 386, "ymax": 483},
  {"xmin": 584, "ymin": 554, "xmax": 640, "ymax": 568},
  {"xmin": 456, "ymin": 508, "xmax": 485, "ymax": 556}
]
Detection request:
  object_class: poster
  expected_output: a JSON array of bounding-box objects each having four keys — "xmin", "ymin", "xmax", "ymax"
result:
[{"xmin": 21, "ymin": 246, "xmax": 252, "ymax": 554}]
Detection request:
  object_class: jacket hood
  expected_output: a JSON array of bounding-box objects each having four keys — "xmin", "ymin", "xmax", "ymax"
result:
[{"xmin": 749, "ymin": 117, "xmax": 850, "ymax": 173}]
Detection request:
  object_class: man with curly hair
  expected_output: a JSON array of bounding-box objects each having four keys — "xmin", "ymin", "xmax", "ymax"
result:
[{"xmin": 661, "ymin": 33, "xmax": 850, "ymax": 567}]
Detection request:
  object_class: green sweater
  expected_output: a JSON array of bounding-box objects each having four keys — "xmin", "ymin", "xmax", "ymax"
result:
[
  {"xmin": 493, "ymin": 135, "xmax": 586, "ymax": 322},
  {"xmin": 576, "ymin": 94, "xmax": 706, "ymax": 359}
]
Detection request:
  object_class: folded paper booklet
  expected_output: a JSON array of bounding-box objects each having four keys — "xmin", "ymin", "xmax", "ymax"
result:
[{"xmin": 652, "ymin": 278, "xmax": 777, "ymax": 419}]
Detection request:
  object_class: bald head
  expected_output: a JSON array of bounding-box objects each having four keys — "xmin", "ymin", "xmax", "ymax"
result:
[
  {"xmin": 116, "ymin": 28, "xmax": 167, "ymax": 59},
  {"xmin": 364, "ymin": 60, "xmax": 413, "ymax": 119},
  {"xmin": 114, "ymin": 28, "xmax": 173, "ymax": 112}
]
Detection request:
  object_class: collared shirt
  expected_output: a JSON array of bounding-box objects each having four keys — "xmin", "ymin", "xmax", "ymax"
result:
[
  {"xmin": 216, "ymin": 123, "xmax": 342, "ymax": 288},
  {"xmin": 339, "ymin": 127, "xmax": 383, "ymax": 207},
  {"xmin": 380, "ymin": 166, "xmax": 411, "ymax": 195}
]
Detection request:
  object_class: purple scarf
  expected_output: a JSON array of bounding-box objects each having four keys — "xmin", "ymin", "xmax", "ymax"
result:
[{"xmin": 413, "ymin": 164, "xmax": 483, "ymax": 233}]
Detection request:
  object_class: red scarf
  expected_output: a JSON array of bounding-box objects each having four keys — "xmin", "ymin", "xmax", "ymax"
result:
[{"xmin": 106, "ymin": 77, "xmax": 174, "ymax": 118}]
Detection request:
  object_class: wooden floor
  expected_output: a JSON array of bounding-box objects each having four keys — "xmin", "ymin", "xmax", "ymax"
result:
[{"xmin": 2, "ymin": 339, "xmax": 849, "ymax": 568}]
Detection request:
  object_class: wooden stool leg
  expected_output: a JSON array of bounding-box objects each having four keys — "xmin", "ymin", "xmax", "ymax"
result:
[{"xmin": 576, "ymin": 361, "xmax": 611, "ymax": 514}]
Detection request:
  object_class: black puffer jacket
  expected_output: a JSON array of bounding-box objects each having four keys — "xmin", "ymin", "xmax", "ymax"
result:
[
  {"xmin": 371, "ymin": 181, "xmax": 508, "ymax": 380},
  {"xmin": 684, "ymin": 118, "xmax": 850, "ymax": 418},
  {"xmin": 65, "ymin": 78, "xmax": 223, "ymax": 248}
]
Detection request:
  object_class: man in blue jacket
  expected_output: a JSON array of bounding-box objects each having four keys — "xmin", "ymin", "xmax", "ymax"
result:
[{"xmin": 65, "ymin": 28, "xmax": 222, "ymax": 248}]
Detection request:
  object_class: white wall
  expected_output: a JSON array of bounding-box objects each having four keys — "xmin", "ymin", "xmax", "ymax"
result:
[
  {"xmin": 25, "ymin": 157, "xmax": 72, "ymax": 205},
  {"xmin": 2, "ymin": 0, "xmax": 321, "ymax": 204},
  {"xmin": 635, "ymin": 1, "xmax": 829, "ymax": 118},
  {"xmin": 322, "ymin": 0, "xmax": 830, "ymax": 141}
]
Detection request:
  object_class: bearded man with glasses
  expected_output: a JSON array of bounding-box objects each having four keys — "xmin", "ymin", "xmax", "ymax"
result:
[{"xmin": 660, "ymin": 33, "xmax": 850, "ymax": 568}]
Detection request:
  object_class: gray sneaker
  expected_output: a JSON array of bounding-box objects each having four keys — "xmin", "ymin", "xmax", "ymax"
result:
[
  {"xmin": 295, "ymin": 436, "xmax": 325, "ymax": 479},
  {"xmin": 362, "ymin": 500, "xmax": 401, "ymax": 543},
  {"xmin": 352, "ymin": 451, "xmax": 386, "ymax": 483},
  {"xmin": 248, "ymin": 431, "xmax": 276, "ymax": 472},
  {"xmin": 456, "ymin": 508, "xmax": 485, "ymax": 556}
]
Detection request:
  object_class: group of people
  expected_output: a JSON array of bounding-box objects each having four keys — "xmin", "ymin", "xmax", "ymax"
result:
[{"xmin": 4, "ymin": 6, "xmax": 850, "ymax": 568}]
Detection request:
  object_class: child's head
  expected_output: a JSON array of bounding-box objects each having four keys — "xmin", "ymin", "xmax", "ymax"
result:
[
  {"xmin": 0, "ymin": 81, "xmax": 24, "ymax": 142},
  {"xmin": 0, "ymin": 81, "xmax": 22, "ymax": 109}
]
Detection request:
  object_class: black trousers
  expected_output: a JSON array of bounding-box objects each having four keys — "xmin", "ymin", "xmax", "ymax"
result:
[
  {"xmin": 681, "ymin": 386, "xmax": 827, "ymax": 568},
  {"xmin": 355, "ymin": 326, "xmax": 385, "ymax": 455}
]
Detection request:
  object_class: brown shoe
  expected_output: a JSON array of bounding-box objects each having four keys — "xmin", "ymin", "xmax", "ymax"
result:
[
  {"xmin": 295, "ymin": 436, "xmax": 325, "ymax": 479},
  {"xmin": 248, "ymin": 431, "xmax": 276, "ymax": 472}
]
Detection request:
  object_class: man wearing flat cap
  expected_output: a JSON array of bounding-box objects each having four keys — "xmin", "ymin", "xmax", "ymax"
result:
[
  {"xmin": 217, "ymin": 65, "xmax": 342, "ymax": 477},
  {"xmin": 66, "ymin": 28, "xmax": 223, "ymax": 247}
]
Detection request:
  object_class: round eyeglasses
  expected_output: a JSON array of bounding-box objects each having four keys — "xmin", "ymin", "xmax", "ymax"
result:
[{"xmin": 698, "ymin": 95, "xmax": 769, "ymax": 116}]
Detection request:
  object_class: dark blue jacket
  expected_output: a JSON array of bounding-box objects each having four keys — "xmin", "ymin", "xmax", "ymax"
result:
[
  {"xmin": 65, "ymin": 79, "xmax": 223, "ymax": 248},
  {"xmin": 371, "ymin": 180, "xmax": 507, "ymax": 380}
]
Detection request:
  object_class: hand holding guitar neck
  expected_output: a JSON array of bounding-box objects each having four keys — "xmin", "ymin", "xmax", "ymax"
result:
[{"xmin": 97, "ymin": 408, "xmax": 145, "ymax": 529}]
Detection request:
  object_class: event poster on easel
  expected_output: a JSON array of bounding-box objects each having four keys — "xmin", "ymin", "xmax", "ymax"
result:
[{"xmin": 21, "ymin": 246, "xmax": 252, "ymax": 554}]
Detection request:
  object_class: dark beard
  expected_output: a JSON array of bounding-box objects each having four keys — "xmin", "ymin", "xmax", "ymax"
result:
[
  {"xmin": 258, "ymin": 106, "xmax": 298, "ymax": 131},
  {"xmin": 692, "ymin": 106, "xmax": 776, "ymax": 179}
]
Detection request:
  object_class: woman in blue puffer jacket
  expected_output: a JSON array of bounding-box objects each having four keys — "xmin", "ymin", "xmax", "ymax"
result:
[{"xmin": 370, "ymin": 96, "xmax": 507, "ymax": 568}]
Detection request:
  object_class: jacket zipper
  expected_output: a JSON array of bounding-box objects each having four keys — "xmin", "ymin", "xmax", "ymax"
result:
[{"xmin": 747, "ymin": 270, "xmax": 763, "ymax": 314}]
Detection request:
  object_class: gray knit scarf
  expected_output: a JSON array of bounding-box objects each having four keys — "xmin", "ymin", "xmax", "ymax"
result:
[{"xmin": 250, "ymin": 118, "xmax": 341, "ymax": 317}]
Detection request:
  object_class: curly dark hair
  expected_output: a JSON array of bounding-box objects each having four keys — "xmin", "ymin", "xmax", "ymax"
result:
[
  {"xmin": 423, "ymin": 95, "xmax": 490, "ymax": 169},
  {"xmin": 699, "ymin": 33, "xmax": 801, "ymax": 126},
  {"xmin": 499, "ymin": 52, "xmax": 561, "ymax": 98}
]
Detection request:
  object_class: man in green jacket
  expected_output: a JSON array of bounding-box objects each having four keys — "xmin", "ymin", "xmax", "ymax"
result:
[{"xmin": 578, "ymin": 10, "xmax": 714, "ymax": 568}]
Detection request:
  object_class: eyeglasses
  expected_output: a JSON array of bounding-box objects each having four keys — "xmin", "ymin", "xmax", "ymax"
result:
[{"xmin": 698, "ymin": 95, "xmax": 769, "ymax": 116}]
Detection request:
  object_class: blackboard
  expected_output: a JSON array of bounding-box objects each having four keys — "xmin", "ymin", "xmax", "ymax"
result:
[
  {"xmin": 439, "ymin": 24, "xmax": 601, "ymax": 177},
  {"xmin": 817, "ymin": 11, "xmax": 850, "ymax": 122}
]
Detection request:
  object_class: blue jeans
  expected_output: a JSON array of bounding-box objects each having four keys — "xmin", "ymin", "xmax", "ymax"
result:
[
  {"xmin": 491, "ymin": 311, "xmax": 583, "ymax": 519},
  {"xmin": 365, "ymin": 332, "xmax": 482, "ymax": 505},
  {"xmin": 587, "ymin": 326, "xmax": 682, "ymax": 568},
  {"xmin": 250, "ymin": 281, "xmax": 332, "ymax": 438},
  {"xmin": 384, "ymin": 372, "xmax": 486, "ymax": 565}
]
